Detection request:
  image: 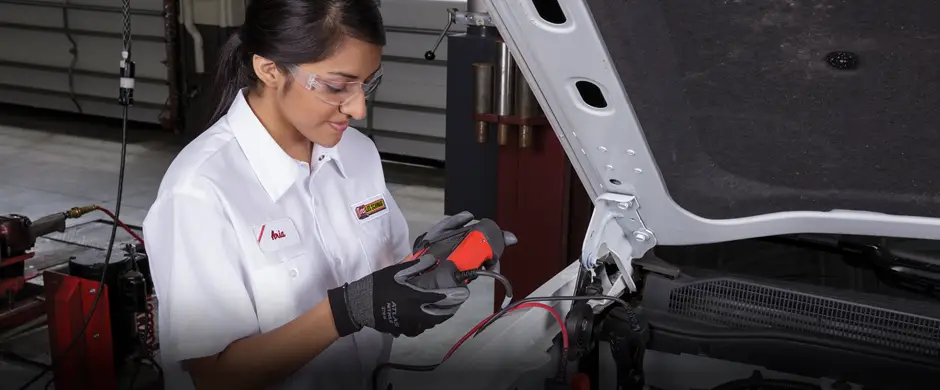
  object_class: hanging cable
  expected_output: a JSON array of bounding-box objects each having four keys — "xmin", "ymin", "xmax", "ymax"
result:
[
  {"xmin": 13, "ymin": 0, "xmax": 136, "ymax": 387},
  {"xmin": 61, "ymin": 0, "xmax": 82, "ymax": 114}
]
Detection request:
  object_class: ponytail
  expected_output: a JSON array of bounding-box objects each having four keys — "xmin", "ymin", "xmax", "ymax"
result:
[{"xmin": 204, "ymin": 31, "xmax": 252, "ymax": 129}]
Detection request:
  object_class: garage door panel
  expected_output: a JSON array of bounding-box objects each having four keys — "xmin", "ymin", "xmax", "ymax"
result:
[
  {"xmin": 372, "ymin": 133, "xmax": 444, "ymax": 161},
  {"xmin": 0, "ymin": 64, "xmax": 168, "ymax": 106},
  {"xmin": 0, "ymin": 5, "xmax": 166, "ymax": 37},
  {"xmin": 70, "ymin": 10, "xmax": 166, "ymax": 37},
  {"xmin": 371, "ymin": 107, "xmax": 444, "ymax": 139},
  {"xmin": 381, "ymin": 0, "xmax": 465, "ymax": 32},
  {"xmin": 384, "ymin": 31, "xmax": 448, "ymax": 62},
  {"xmin": 374, "ymin": 62, "xmax": 446, "ymax": 110},
  {"xmin": 373, "ymin": 81, "xmax": 445, "ymax": 111},
  {"xmin": 0, "ymin": 29, "xmax": 167, "ymax": 80},
  {"xmin": 0, "ymin": 0, "xmax": 460, "ymax": 160},
  {"xmin": 73, "ymin": 73, "xmax": 167, "ymax": 106},
  {"xmin": 0, "ymin": 29, "xmax": 69, "ymax": 66},
  {"xmin": 0, "ymin": 88, "xmax": 164, "ymax": 123},
  {"xmin": 352, "ymin": 106, "xmax": 444, "ymax": 139},
  {"xmin": 72, "ymin": 35, "xmax": 167, "ymax": 80},
  {"xmin": 381, "ymin": 61, "xmax": 445, "ymax": 86},
  {"xmin": 67, "ymin": 0, "xmax": 164, "ymax": 13}
]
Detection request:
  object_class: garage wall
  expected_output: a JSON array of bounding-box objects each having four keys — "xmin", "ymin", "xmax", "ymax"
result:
[
  {"xmin": 0, "ymin": 0, "xmax": 172, "ymax": 125},
  {"xmin": 0, "ymin": 0, "xmax": 462, "ymax": 163},
  {"xmin": 357, "ymin": 0, "xmax": 464, "ymax": 162}
]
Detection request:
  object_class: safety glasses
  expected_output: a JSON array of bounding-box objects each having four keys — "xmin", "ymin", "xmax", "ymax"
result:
[{"xmin": 289, "ymin": 65, "xmax": 384, "ymax": 106}]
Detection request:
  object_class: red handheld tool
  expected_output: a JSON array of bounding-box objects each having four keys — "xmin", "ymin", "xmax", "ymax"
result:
[{"xmin": 405, "ymin": 218, "xmax": 516, "ymax": 291}]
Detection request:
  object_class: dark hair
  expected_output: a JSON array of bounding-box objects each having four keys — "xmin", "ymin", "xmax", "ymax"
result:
[{"xmin": 203, "ymin": 0, "xmax": 386, "ymax": 128}]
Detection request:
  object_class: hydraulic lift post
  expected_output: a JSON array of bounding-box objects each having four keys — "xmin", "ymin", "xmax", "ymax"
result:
[{"xmin": 439, "ymin": 0, "xmax": 592, "ymax": 312}]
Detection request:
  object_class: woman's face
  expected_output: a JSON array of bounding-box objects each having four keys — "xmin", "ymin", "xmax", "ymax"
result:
[{"xmin": 268, "ymin": 37, "xmax": 383, "ymax": 148}]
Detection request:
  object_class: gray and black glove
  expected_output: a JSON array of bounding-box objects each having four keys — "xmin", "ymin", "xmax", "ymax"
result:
[{"xmin": 328, "ymin": 255, "xmax": 470, "ymax": 338}]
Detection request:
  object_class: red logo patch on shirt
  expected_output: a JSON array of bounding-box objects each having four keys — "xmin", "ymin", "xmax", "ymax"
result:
[
  {"xmin": 355, "ymin": 198, "xmax": 387, "ymax": 220},
  {"xmin": 351, "ymin": 195, "xmax": 389, "ymax": 223}
]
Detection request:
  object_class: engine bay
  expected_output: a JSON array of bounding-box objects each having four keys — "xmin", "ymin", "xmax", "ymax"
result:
[
  {"xmin": 432, "ymin": 235, "xmax": 940, "ymax": 390},
  {"xmin": 635, "ymin": 235, "xmax": 940, "ymax": 389},
  {"xmin": 405, "ymin": 0, "xmax": 940, "ymax": 388}
]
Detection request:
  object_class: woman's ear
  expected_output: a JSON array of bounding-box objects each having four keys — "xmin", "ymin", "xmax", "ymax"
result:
[{"xmin": 252, "ymin": 54, "xmax": 281, "ymax": 88}]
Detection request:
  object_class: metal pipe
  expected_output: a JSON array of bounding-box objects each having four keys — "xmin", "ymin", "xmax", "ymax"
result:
[
  {"xmin": 180, "ymin": 0, "xmax": 205, "ymax": 74},
  {"xmin": 494, "ymin": 40, "xmax": 515, "ymax": 146},
  {"xmin": 29, "ymin": 213, "xmax": 67, "ymax": 238},
  {"xmin": 466, "ymin": 0, "xmax": 497, "ymax": 38},
  {"xmin": 382, "ymin": 55, "xmax": 446, "ymax": 67},
  {"xmin": 467, "ymin": 0, "xmax": 487, "ymax": 14},
  {"xmin": 163, "ymin": 0, "xmax": 181, "ymax": 131},
  {"xmin": 472, "ymin": 63, "xmax": 494, "ymax": 144},
  {"xmin": 219, "ymin": 0, "xmax": 229, "ymax": 28},
  {"xmin": 514, "ymin": 67, "xmax": 541, "ymax": 149},
  {"xmin": 385, "ymin": 25, "xmax": 442, "ymax": 36}
]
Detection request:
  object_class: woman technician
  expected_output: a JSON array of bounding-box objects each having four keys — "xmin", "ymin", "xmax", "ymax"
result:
[{"xmin": 142, "ymin": 1, "xmax": 510, "ymax": 389}]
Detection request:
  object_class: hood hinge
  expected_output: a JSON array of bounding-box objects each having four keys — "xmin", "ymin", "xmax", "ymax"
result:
[{"xmin": 580, "ymin": 193, "xmax": 657, "ymax": 294}]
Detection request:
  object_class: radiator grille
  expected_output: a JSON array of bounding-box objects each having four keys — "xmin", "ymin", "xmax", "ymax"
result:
[{"xmin": 668, "ymin": 280, "xmax": 940, "ymax": 358}]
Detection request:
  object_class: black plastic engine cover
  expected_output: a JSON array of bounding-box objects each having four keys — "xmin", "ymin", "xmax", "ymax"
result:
[{"xmin": 639, "ymin": 269, "xmax": 940, "ymax": 388}]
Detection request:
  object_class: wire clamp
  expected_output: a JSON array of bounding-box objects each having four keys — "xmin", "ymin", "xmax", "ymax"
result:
[
  {"xmin": 118, "ymin": 50, "xmax": 136, "ymax": 107},
  {"xmin": 580, "ymin": 193, "xmax": 656, "ymax": 294}
]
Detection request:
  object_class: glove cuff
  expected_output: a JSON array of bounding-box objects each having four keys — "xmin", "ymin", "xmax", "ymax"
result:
[{"xmin": 327, "ymin": 284, "xmax": 362, "ymax": 337}]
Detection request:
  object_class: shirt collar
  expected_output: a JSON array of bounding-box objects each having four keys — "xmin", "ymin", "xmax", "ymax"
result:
[
  {"xmin": 229, "ymin": 90, "xmax": 347, "ymax": 202},
  {"xmin": 312, "ymin": 143, "xmax": 347, "ymax": 179}
]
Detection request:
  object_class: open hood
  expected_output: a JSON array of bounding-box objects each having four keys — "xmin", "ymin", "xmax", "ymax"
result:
[
  {"xmin": 417, "ymin": 4, "xmax": 940, "ymax": 388},
  {"xmin": 484, "ymin": 0, "xmax": 940, "ymax": 247}
]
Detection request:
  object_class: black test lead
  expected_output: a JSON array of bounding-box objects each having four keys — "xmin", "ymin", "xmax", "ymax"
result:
[{"xmin": 14, "ymin": 0, "xmax": 136, "ymax": 388}]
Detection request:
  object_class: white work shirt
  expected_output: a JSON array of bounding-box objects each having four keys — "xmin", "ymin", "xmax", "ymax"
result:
[{"xmin": 143, "ymin": 90, "xmax": 411, "ymax": 390}]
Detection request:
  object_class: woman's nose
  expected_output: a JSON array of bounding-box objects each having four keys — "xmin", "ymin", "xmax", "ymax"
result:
[{"xmin": 342, "ymin": 93, "xmax": 368, "ymax": 121}]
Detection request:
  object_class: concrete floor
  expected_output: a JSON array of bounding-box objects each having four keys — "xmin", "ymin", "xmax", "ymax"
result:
[{"xmin": 0, "ymin": 121, "xmax": 495, "ymax": 389}]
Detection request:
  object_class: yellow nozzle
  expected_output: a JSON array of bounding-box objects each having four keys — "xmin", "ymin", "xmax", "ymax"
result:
[{"xmin": 66, "ymin": 205, "xmax": 98, "ymax": 219}]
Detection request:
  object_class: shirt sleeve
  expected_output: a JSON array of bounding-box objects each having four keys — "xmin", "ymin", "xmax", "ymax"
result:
[
  {"xmin": 382, "ymin": 186, "xmax": 412, "ymax": 264},
  {"xmin": 142, "ymin": 189, "xmax": 259, "ymax": 364}
]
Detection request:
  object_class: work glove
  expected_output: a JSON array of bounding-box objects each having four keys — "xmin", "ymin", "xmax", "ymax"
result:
[
  {"xmin": 328, "ymin": 254, "xmax": 470, "ymax": 338},
  {"xmin": 411, "ymin": 211, "xmax": 518, "ymax": 272}
]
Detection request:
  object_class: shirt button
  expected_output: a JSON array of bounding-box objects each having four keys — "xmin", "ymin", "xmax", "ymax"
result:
[
  {"xmin": 289, "ymin": 268, "xmax": 299, "ymax": 278},
  {"xmin": 318, "ymin": 155, "xmax": 325, "ymax": 161}
]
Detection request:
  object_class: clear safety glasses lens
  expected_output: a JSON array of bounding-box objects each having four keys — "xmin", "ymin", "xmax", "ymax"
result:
[{"xmin": 292, "ymin": 66, "xmax": 383, "ymax": 106}]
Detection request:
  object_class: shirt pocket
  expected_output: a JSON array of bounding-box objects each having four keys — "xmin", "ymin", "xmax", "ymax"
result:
[
  {"xmin": 255, "ymin": 244, "xmax": 306, "ymax": 267},
  {"xmin": 354, "ymin": 212, "xmax": 396, "ymax": 275},
  {"xmin": 245, "ymin": 246, "xmax": 306, "ymax": 332}
]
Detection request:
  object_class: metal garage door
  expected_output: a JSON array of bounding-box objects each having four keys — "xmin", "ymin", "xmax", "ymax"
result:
[
  {"xmin": 0, "ymin": 0, "xmax": 181, "ymax": 129},
  {"xmin": 360, "ymin": 0, "xmax": 462, "ymax": 163},
  {"xmin": 0, "ymin": 0, "xmax": 457, "ymax": 164}
]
